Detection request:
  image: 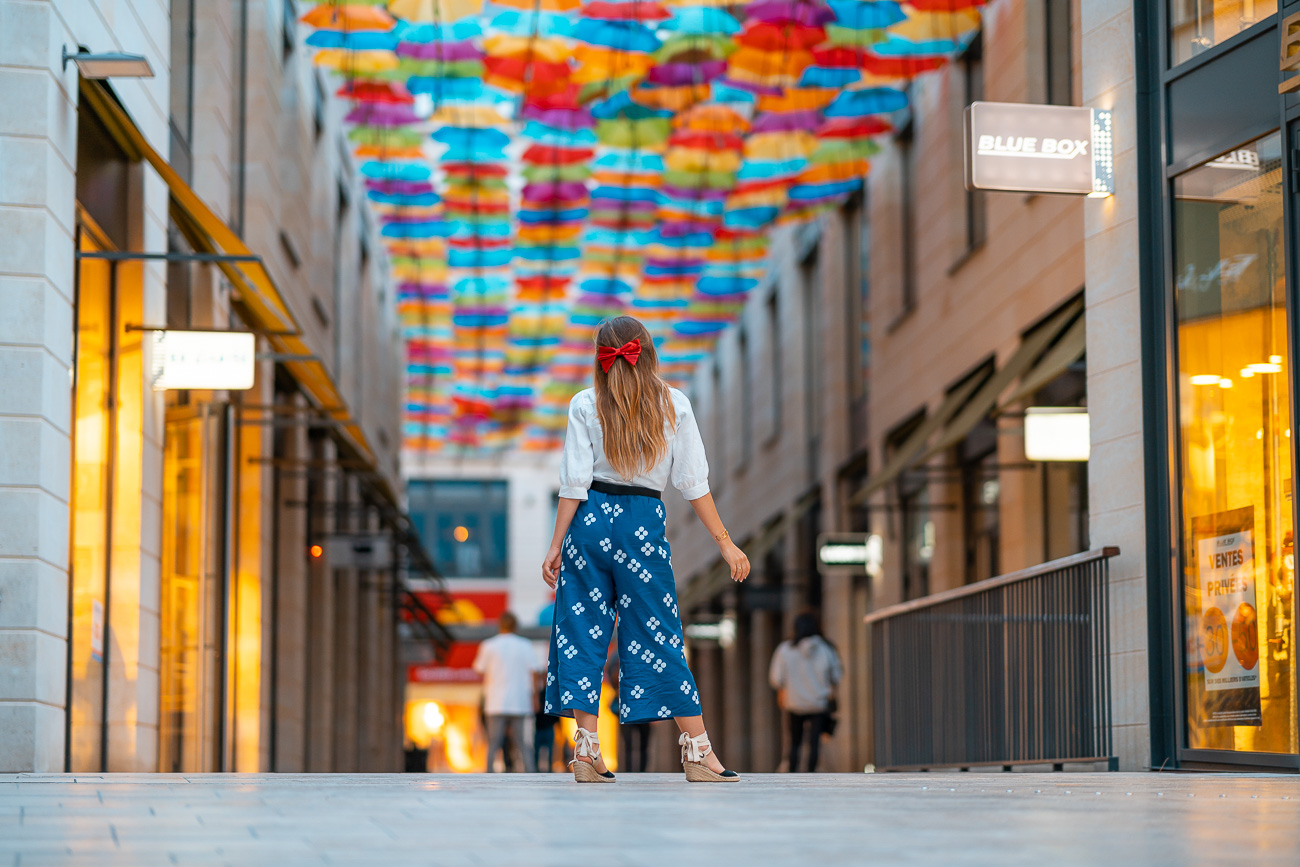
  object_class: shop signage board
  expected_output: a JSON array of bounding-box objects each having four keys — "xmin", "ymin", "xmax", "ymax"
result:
[
  {"xmin": 151, "ymin": 330, "xmax": 256, "ymax": 390},
  {"xmin": 1281, "ymin": 10, "xmax": 1300, "ymax": 94},
  {"xmin": 964, "ymin": 102, "xmax": 1113, "ymax": 196},
  {"xmin": 1193, "ymin": 507, "xmax": 1263, "ymax": 727},
  {"xmin": 326, "ymin": 534, "xmax": 393, "ymax": 569},
  {"xmin": 817, "ymin": 532, "xmax": 883, "ymax": 577}
]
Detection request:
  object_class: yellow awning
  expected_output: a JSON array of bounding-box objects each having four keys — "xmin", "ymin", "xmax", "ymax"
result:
[
  {"xmin": 80, "ymin": 80, "xmax": 380, "ymax": 477},
  {"xmin": 1000, "ymin": 311, "xmax": 1086, "ymax": 408},
  {"xmin": 850, "ymin": 296, "xmax": 1085, "ymax": 504},
  {"xmin": 910, "ymin": 297, "xmax": 1085, "ymax": 466},
  {"xmin": 849, "ymin": 366, "xmax": 991, "ymax": 504}
]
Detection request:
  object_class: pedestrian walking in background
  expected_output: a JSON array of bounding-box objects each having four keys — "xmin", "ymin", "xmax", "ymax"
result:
[
  {"xmin": 474, "ymin": 611, "xmax": 542, "ymax": 773},
  {"xmin": 770, "ymin": 612, "xmax": 842, "ymax": 773},
  {"xmin": 541, "ymin": 315, "xmax": 751, "ymax": 783}
]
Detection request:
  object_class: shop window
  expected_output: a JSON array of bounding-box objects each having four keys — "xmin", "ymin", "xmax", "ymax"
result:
[
  {"xmin": 843, "ymin": 193, "xmax": 870, "ymax": 437},
  {"xmin": 169, "ymin": 0, "xmax": 196, "ymax": 182},
  {"xmin": 766, "ymin": 290, "xmax": 782, "ymax": 443},
  {"xmin": 958, "ymin": 34, "xmax": 987, "ymax": 256},
  {"xmin": 1043, "ymin": 0, "xmax": 1073, "ymax": 106},
  {"xmin": 887, "ymin": 412, "xmax": 930, "ymax": 601},
  {"xmin": 282, "ymin": 0, "xmax": 298, "ymax": 58},
  {"xmin": 408, "ymin": 480, "xmax": 509, "ymax": 579},
  {"xmin": 1169, "ymin": 0, "xmax": 1277, "ymax": 66},
  {"xmin": 1172, "ymin": 131, "xmax": 1296, "ymax": 755},
  {"xmin": 802, "ymin": 249, "xmax": 822, "ymax": 479},
  {"xmin": 68, "ymin": 227, "xmax": 116, "ymax": 772},
  {"xmin": 738, "ymin": 325, "xmax": 753, "ymax": 469},
  {"xmin": 960, "ymin": 418, "xmax": 1000, "ymax": 585},
  {"xmin": 896, "ymin": 118, "xmax": 917, "ymax": 318},
  {"xmin": 712, "ymin": 359, "xmax": 725, "ymax": 493},
  {"xmin": 159, "ymin": 406, "xmax": 227, "ymax": 772}
]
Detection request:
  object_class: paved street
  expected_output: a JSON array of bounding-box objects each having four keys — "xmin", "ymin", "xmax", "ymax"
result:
[{"xmin": 2, "ymin": 772, "xmax": 1298, "ymax": 866}]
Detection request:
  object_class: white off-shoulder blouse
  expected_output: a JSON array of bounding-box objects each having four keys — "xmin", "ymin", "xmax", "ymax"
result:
[{"xmin": 558, "ymin": 387, "xmax": 710, "ymax": 501}]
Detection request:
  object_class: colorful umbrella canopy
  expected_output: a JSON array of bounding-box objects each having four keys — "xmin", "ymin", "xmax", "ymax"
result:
[{"xmin": 300, "ymin": 0, "xmax": 985, "ymax": 453}]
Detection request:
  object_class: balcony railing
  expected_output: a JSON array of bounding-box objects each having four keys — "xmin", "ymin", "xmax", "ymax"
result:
[{"xmin": 866, "ymin": 547, "xmax": 1119, "ymax": 772}]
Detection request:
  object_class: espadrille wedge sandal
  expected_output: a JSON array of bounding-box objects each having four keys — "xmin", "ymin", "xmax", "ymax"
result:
[
  {"xmin": 570, "ymin": 727, "xmax": 616, "ymax": 783},
  {"xmin": 679, "ymin": 731, "xmax": 739, "ymax": 783}
]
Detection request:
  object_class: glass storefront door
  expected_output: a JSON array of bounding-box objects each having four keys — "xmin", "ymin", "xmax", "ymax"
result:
[
  {"xmin": 159, "ymin": 405, "xmax": 229, "ymax": 772},
  {"xmin": 1172, "ymin": 131, "xmax": 1298, "ymax": 755},
  {"xmin": 68, "ymin": 227, "xmax": 116, "ymax": 771}
]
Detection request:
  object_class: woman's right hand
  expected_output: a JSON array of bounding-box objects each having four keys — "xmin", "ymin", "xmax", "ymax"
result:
[
  {"xmin": 542, "ymin": 546, "xmax": 562, "ymax": 589},
  {"xmin": 721, "ymin": 540, "xmax": 750, "ymax": 583}
]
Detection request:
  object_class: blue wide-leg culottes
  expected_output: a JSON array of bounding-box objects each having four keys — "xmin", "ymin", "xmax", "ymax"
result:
[{"xmin": 544, "ymin": 490, "xmax": 701, "ymax": 724}]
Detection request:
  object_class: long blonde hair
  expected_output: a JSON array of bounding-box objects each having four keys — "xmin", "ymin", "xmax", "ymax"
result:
[{"xmin": 593, "ymin": 316, "xmax": 675, "ymax": 480}]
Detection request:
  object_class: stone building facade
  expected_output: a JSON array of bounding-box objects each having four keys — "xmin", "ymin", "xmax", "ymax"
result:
[
  {"xmin": 666, "ymin": 0, "xmax": 1155, "ymax": 773},
  {"xmin": 0, "ymin": 0, "xmax": 411, "ymax": 773}
]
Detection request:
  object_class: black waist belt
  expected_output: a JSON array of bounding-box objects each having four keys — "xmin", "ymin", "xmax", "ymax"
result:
[{"xmin": 591, "ymin": 480, "xmax": 662, "ymax": 500}]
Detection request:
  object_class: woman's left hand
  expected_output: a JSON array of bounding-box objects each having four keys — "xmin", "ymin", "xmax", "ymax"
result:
[
  {"xmin": 542, "ymin": 546, "xmax": 562, "ymax": 589},
  {"xmin": 721, "ymin": 540, "xmax": 750, "ymax": 582}
]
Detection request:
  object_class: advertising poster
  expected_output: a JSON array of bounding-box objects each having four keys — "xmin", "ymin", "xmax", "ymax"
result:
[{"xmin": 1193, "ymin": 507, "xmax": 1263, "ymax": 727}]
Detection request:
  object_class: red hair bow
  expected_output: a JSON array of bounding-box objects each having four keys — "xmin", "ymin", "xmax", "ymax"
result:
[{"xmin": 597, "ymin": 339, "xmax": 642, "ymax": 372}]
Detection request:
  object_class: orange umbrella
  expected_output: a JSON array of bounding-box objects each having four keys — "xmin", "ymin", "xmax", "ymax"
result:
[
  {"xmin": 757, "ymin": 88, "xmax": 837, "ymax": 112},
  {"xmin": 676, "ymin": 104, "xmax": 750, "ymax": 133},
  {"xmin": 301, "ymin": 4, "xmax": 395, "ymax": 31}
]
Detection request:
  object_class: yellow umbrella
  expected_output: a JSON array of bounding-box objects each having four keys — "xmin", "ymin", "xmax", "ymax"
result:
[
  {"xmin": 744, "ymin": 131, "xmax": 818, "ymax": 159},
  {"xmin": 664, "ymin": 148, "xmax": 742, "ymax": 173},
  {"xmin": 676, "ymin": 104, "xmax": 749, "ymax": 133},
  {"xmin": 312, "ymin": 48, "xmax": 400, "ymax": 73},
  {"xmin": 482, "ymin": 35, "xmax": 572, "ymax": 63},
  {"xmin": 726, "ymin": 188, "xmax": 788, "ymax": 209},
  {"xmin": 388, "ymin": 0, "xmax": 485, "ymax": 23},
  {"xmin": 430, "ymin": 105, "xmax": 510, "ymax": 127},
  {"xmin": 888, "ymin": 9, "xmax": 982, "ymax": 41}
]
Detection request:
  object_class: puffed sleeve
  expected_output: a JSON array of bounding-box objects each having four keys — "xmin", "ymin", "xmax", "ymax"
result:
[
  {"xmin": 670, "ymin": 394, "xmax": 710, "ymax": 500},
  {"xmin": 558, "ymin": 394, "xmax": 594, "ymax": 500}
]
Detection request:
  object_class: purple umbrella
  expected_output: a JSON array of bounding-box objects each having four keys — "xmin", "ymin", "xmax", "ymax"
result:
[
  {"xmin": 750, "ymin": 110, "xmax": 823, "ymax": 132},
  {"xmin": 716, "ymin": 76, "xmax": 783, "ymax": 97},
  {"xmin": 660, "ymin": 185, "xmax": 729, "ymax": 201},
  {"xmin": 366, "ymin": 179, "xmax": 436, "ymax": 195},
  {"xmin": 590, "ymin": 198, "xmax": 658, "ymax": 212},
  {"xmin": 398, "ymin": 40, "xmax": 482, "ymax": 61},
  {"xmin": 346, "ymin": 104, "xmax": 421, "ymax": 126},
  {"xmin": 745, "ymin": 0, "xmax": 836, "ymax": 26},
  {"xmin": 520, "ymin": 106, "xmax": 595, "ymax": 129},
  {"xmin": 646, "ymin": 60, "xmax": 727, "ymax": 86}
]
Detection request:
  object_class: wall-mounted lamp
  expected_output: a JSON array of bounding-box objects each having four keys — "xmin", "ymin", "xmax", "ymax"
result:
[{"xmin": 63, "ymin": 45, "xmax": 154, "ymax": 79}]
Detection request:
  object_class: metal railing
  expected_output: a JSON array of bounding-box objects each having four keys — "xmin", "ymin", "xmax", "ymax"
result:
[{"xmin": 866, "ymin": 547, "xmax": 1119, "ymax": 772}]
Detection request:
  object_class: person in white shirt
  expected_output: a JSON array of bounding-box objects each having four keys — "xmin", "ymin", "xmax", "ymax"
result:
[
  {"xmin": 540, "ymin": 315, "xmax": 751, "ymax": 784},
  {"xmin": 473, "ymin": 611, "xmax": 542, "ymax": 773},
  {"xmin": 770, "ymin": 612, "xmax": 843, "ymax": 772}
]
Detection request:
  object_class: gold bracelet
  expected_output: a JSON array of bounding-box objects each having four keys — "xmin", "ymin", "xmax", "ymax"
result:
[{"xmin": 714, "ymin": 529, "xmax": 729, "ymax": 543}]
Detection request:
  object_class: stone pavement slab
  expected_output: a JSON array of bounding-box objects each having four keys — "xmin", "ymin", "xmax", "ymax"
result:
[{"xmin": 0, "ymin": 772, "xmax": 1297, "ymax": 866}]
